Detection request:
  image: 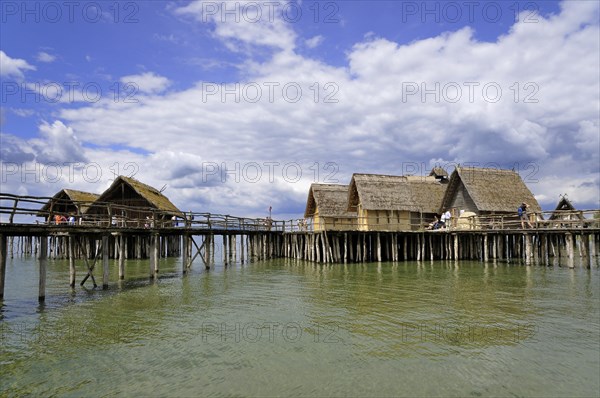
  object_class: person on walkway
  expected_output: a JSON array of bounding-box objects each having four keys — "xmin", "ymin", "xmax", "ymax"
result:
[{"xmin": 519, "ymin": 202, "xmax": 533, "ymax": 228}]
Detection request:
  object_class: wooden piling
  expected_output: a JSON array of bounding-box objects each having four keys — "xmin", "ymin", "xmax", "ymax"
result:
[
  {"xmin": 0, "ymin": 234, "xmax": 6, "ymax": 300},
  {"xmin": 566, "ymin": 233, "xmax": 575, "ymax": 268},
  {"xmin": 39, "ymin": 236, "xmax": 47, "ymax": 302},
  {"xmin": 102, "ymin": 235, "xmax": 110, "ymax": 289},
  {"xmin": 118, "ymin": 235, "xmax": 125, "ymax": 279},
  {"xmin": 524, "ymin": 234, "xmax": 533, "ymax": 266},
  {"xmin": 182, "ymin": 235, "xmax": 189, "ymax": 273},
  {"xmin": 69, "ymin": 235, "xmax": 76, "ymax": 288},
  {"xmin": 153, "ymin": 235, "xmax": 159, "ymax": 276}
]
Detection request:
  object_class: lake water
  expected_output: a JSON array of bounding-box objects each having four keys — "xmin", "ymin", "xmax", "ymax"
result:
[{"xmin": 1, "ymin": 254, "xmax": 599, "ymax": 397}]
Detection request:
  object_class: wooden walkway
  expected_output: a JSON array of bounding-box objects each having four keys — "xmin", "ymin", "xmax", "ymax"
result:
[{"xmin": 1, "ymin": 193, "xmax": 599, "ymax": 303}]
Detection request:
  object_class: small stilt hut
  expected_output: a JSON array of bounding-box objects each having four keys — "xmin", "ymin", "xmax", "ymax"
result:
[
  {"xmin": 347, "ymin": 174, "xmax": 447, "ymax": 231},
  {"xmin": 84, "ymin": 176, "xmax": 182, "ymax": 227},
  {"xmin": 304, "ymin": 184, "xmax": 357, "ymax": 231},
  {"xmin": 439, "ymin": 166, "xmax": 541, "ymax": 228},
  {"xmin": 37, "ymin": 189, "xmax": 100, "ymax": 224},
  {"xmin": 548, "ymin": 195, "xmax": 584, "ymax": 227}
]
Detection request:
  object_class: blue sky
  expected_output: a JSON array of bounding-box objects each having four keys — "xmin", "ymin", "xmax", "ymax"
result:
[{"xmin": 1, "ymin": 0, "xmax": 598, "ymax": 218}]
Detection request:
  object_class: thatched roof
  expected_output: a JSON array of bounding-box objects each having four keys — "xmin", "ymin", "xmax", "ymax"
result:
[
  {"xmin": 304, "ymin": 184, "xmax": 356, "ymax": 219},
  {"xmin": 87, "ymin": 176, "xmax": 182, "ymax": 216},
  {"xmin": 440, "ymin": 167, "xmax": 541, "ymax": 213},
  {"xmin": 429, "ymin": 167, "xmax": 449, "ymax": 178},
  {"xmin": 549, "ymin": 196, "xmax": 583, "ymax": 220},
  {"xmin": 347, "ymin": 174, "xmax": 447, "ymax": 213},
  {"xmin": 37, "ymin": 189, "xmax": 100, "ymax": 216}
]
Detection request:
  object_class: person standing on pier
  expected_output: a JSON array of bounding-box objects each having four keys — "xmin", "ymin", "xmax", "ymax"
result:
[
  {"xmin": 439, "ymin": 208, "xmax": 451, "ymax": 229},
  {"xmin": 519, "ymin": 202, "xmax": 533, "ymax": 228}
]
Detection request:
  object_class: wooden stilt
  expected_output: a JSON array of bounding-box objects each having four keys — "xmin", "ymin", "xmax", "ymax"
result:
[
  {"xmin": 580, "ymin": 234, "xmax": 589, "ymax": 268},
  {"xmin": 119, "ymin": 235, "xmax": 125, "ymax": 279},
  {"xmin": 39, "ymin": 236, "xmax": 47, "ymax": 302},
  {"xmin": 102, "ymin": 235, "xmax": 110, "ymax": 289},
  {"xmin": 153, "ymin": 234, "xmax": 159, "ymax": 276},
  {"xmin": 524, "ymin": 234, "xmax": 533, "ymax": 266},
  {"xmin": 376, "ymin": 233, "xmax": 381, "ymax": 262},
  {"xmin": 69, "ymin": 235, "xmax": 76, "ymax": 288},
  {"xmin": 182, "ymin": 235, "xmax": 189, "ymax": 273},
  {"xmin": 566, "ymin": 233, "xmax": 575, "ymax": 268},
  {"xmin": 0, "ymin": 234, "xmax": 7, "ymax": 300}
]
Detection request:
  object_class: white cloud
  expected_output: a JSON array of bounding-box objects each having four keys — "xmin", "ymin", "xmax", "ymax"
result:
[
  {"xmin": 120, "ymin": 72, "xmax": 171, "ymax": 94},
  {"xmin": 29, "ymin": 120, "xmax": 88, "ymax": 164},
  {"xmin": 0, "ymin": 50, "xmax": 36, "ymax": 78},
  {"xmin": 36, "ymin": 51, "xmax": 56, "ymax": 63},
  {"xmin": 305, "ymin": 35, "xmax": 324, "ymax": 49},
  {"xmin": 11, "ymin": 108, "xmax": 35, "ymax": 117},
  {"xmin": 175, "ymin": 0, "xmax": 297, "ymax": 53}
]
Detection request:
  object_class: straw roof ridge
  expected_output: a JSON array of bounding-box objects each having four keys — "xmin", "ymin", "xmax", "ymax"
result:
[
  {"xmin": 305, "ymin": 183, "xmax": 356, "ymax": 218},
  {"xmin": 89, "ymin": 175, "xmax": 182, "ymax": 215},
  {"xmin": 63, "ymin": 189, "xmax": 100, "ymax": 203},
  {"xmin": 119, "ymin": 175, "xmax": 181, "ymax": 213},
  {"xmin": 429, "ymin": 167, "xmax": 449, "ymax": 178},
  {"xmin": 549, "ymin": 196, "xmax": 582, "ymax": 220},
  {"xmin": 38, "ymin": 189, "xmax": 100, "ymax": 215},
  {"xmin": 440, "ymin": 166, "xmax": 541, "ymax": 213},
  {"xmin": 348, "ymin": 173, "xmax": 447, "ymax": 213}
]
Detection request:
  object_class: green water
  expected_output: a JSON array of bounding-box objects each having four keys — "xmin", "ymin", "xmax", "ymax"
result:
[{"xmin": 1, "ymin": 255, "xmax": 599, "ymax": 397}]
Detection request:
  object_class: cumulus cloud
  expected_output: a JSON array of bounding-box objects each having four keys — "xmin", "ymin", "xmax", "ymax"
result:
[
  {"xmin": 0, "ymin": 51, "xmax": 36, "ymax": 78},
  {"xmin": 120, "ymin": 72, "xmax": 171, "ymax": 94},
  {"xmin": 36, "ymin": 51, "xmax": 56, "ymax": 63},
  {"xmin": 29, "ymin": 121, "xmax": 88, "ymax": 164},
  {"xmin": 175, "ymin": 0, "xmax": 297, "ymax": 53},
  {"xmin": 305, "ymin": 35, "xmax": 324, "ymax": 49},
  {"xmin": 24, "ymin": 0, "xmax": 599, "ymax": 213}
]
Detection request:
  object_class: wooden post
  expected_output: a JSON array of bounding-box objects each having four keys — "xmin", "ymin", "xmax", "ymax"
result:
[
  {"xmin": 429, "ymin": 235, "xmax": 434, "ymax": 261},
  {"xmin": 524, "ymin": 234, "xmax": 532, "ymax": 266},
  {"xmin": 223, "ymin": 235, "xmax": 228, "ymax": 266},
  {"xmin": 483, "ymin": 234, "xmax": 489, "ymax": 262},
  {"xmin": 566, "ymin": 233, "xmax": 575, "ymax": 268},
  {"xmin": 376, "ymin": 233, "xmax": 381, "ymax": 262},
  {"xmin": 39, "ymin": 236, "xmax": 48, "ymax": 302},
  {"xmin": 240, "ymin": 234, "xmax": 245, "ymax": 264},
  {"xmin": 119, "ymin": 235, "xmax": 125, "ymax": 279},
  {"xmin": 182, "ymin": 235, "xmax": 189, "ymax": 273},
  {"xmin": 453, "ymin": 234, "xmax": 458, "ymax": 261},
  {"xmin": 153, "ymin": 235, "xmax": 159, "ymax": 275},
  {"xmin": 150, "ymin": 235, "xmax": 156, "ymax": 278},
  {"xmin": 0, "ymin": 234, "xmax": 7, "ymax": 300},
  {"xmin": 102, "ymin": 235, "xmax": 109, "ymax": 289},
  {"xmin": 69, "ymin": 235, "xmax": 76, "ymax": 288},
  {"xmin": 580, "ymin": 234, "xmax": 589, "ymax": 268},
  {"xmin": 344, "ymin": 233, "xmax": 348, "ymax": 263}
]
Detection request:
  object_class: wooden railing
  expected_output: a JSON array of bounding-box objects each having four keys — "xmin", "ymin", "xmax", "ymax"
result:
[
  {"xmin": 1, "ymin": 193, "xmax": 599, "ymax": 233},
  {"xmin": 295, "ymin": 210, "xmax": 600, "ymax": 233},
  {"xmin": 0, "ymin": 193, "xmax": 283, "ymax": 232}
]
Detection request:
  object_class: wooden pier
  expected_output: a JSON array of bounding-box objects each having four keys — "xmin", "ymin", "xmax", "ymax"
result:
[{"xmin": 0, "ymin": 193, "xmax": 599, "ymax": 303}]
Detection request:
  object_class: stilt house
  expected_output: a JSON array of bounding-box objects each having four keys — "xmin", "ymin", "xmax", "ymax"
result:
[
  {"xmin": 37, "ymin": 189, "xmax": 100, "ymax": 222},
  {"xmin": 85, "ymin": 176, "xmax": 182, "ymax": 227},
  {"xmin": 439, "ymin": 166, "xmax": 541, "ymax": 228},
  {"xmin": 347, "ymin": 174, "xmax": 447, "ymax": 231},
  {"xmin": 304, "ymin": 184, "xmax": 357, "ymax": 231},
  {"xmin": 548, "ymin": 196, "xmax": 584, "ymax": 227}
]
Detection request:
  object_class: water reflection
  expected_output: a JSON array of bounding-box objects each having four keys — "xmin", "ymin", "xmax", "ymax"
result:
[{"xmin": 1, "ymin": 256, "xmax": 598, "ymax": 397}]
